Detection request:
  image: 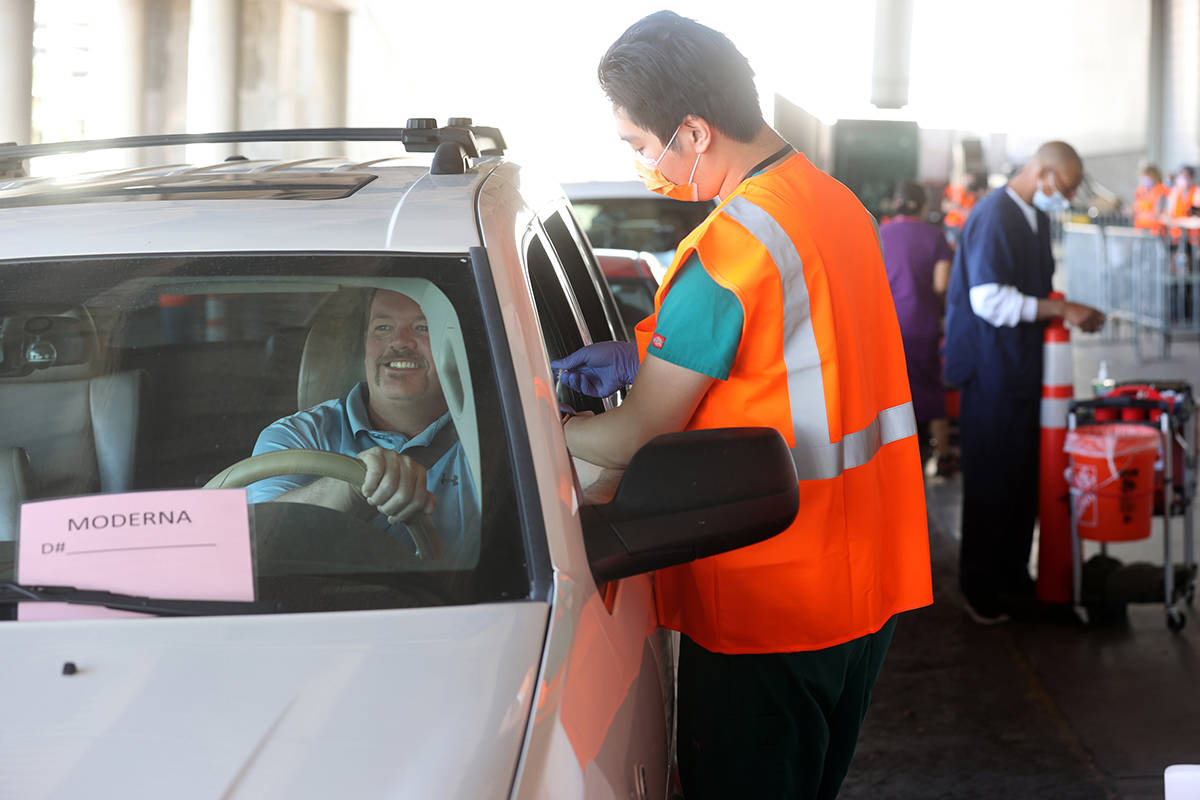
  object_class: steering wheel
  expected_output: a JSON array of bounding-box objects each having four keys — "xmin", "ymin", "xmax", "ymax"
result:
[{"xmin": 205, "ymin": 449, "xmax": 442, "ymax": 560}]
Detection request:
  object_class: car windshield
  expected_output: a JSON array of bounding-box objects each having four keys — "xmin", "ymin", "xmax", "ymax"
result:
[{"xmin": 0, "ymin": 254, "xmax": 532, "ymax": 618}]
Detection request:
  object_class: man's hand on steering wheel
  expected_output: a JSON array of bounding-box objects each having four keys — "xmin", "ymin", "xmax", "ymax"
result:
[{"xmin": 356, "ymin": 446, "xmax": 438, "ymax": 526}]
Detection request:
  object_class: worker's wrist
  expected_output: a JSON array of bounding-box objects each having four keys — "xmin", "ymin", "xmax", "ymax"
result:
[{"xmin": 1037, "ymin": 297, "xmax": 1066, "ymax": 320}]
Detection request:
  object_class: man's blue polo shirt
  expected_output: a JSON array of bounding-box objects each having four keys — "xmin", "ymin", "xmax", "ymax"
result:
[{"xmin": 248, "ymin": 382, "xmax": 480, "ymax": 564}]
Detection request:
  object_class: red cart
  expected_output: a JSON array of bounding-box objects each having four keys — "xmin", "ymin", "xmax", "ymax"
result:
[{"xmin": 1067, "ymin": 382, "xmax": 1197, "ymax": 630}]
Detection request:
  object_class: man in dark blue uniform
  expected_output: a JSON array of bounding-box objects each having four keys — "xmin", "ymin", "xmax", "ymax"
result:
[{"xmin": 944, "ymin": 141, "xmax": 1105, "ymax": 623}]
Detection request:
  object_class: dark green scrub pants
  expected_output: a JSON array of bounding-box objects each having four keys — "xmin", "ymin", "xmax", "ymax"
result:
[{"xmin": 677, "ymin": 617, "xmax": 896, "ymax": 799}]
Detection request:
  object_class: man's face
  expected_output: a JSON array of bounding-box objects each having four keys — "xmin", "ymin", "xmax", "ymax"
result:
[
  {"xmin": 615, "ymin": 107, "xmax": 688, "ymax": 184},
  {"xmin": 364, "ymin": 290, "xmax": 442, "ymax": 404}
]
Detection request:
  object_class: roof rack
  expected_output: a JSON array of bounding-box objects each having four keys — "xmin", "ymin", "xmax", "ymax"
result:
[{"xmin": 0, "ymin": 120, "xmax": 506, "ymax": 165}]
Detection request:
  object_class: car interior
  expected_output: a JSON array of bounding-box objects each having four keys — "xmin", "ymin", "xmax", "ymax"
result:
[{"xmin": 0, "ymin": 262, "xmax": 518, "ymax": 610}]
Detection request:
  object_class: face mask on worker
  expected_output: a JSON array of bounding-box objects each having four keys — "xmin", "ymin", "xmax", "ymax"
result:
[
  {"xmin": 1140, "ymin": 177, "xmax": 1155, "ymax": 190},
  {"xmin": 1177, "ymin": 175, "xmax": 1193, "ymax": 190},
  {"xmin": 1033, "ymin": 171, "xmax": 1070, "ymax": 213},
  {"xmin": 634, "ymin": 125, "xmax": 702, "ymax": 202}
]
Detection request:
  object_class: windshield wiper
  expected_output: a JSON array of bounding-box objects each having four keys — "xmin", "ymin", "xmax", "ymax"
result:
[{"xmin": 0, "ymin": 582, "xmax": 283, "ymax": 617}]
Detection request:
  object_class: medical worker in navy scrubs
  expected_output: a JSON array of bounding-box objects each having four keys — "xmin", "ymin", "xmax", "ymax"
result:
[{"xmin": 944, "ymin": 141, "xmax": 1105, "ymax": 624}]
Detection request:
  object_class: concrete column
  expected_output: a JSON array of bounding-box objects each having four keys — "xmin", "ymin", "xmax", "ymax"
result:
[
  {"xmin": 186, "ymin": 0, "xmax": 241, "ymax": 163},
  {"xmin": 871, "ymin": 0, "xmax": 913, "ymax": 110},
  {"xmin": 309, "ymin": 8, "xmax": 347, "ymax": 156},
  {"xmin": 89, "ymin": 0, "xmax": 146, "ymax": 166},
  {"xmin": 1146, "ymin": 0, "xmax": 1166, "ymax": 169},
  {"xmin": 1161, "ymin": 0, "xmax": 1200, "ymax": 172},
  {"xmin": 0, "ymin": 0, "xmax": 35, "ymax": 146}
]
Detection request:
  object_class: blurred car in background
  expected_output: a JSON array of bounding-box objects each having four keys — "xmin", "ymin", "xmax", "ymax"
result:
[
  {"xmin": 563, "ymin": 181, "xmax": 715, "ymax": 269},
  {"xmin": 592, "ymin": 248, "xmax": 664, "ymax": 340}
]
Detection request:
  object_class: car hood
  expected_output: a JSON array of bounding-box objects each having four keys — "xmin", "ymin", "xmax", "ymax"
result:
[{"xmin": 0, "ymin": 601, "xmax": 549, "ymax": 800}]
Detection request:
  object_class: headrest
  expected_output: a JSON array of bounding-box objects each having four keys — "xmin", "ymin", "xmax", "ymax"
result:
[{"xmin": 297, "ymin": 289, "xmax": 370, "ymax": 412}]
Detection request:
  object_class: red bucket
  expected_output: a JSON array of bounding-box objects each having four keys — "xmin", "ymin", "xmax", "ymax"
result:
[{"xmin": 1065, "ymin": 424, "xmax": 1160, "ymax": 542}]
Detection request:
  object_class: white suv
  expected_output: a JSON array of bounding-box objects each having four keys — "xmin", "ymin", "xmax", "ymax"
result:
[{"xmin": 0, "ymin": 123, "xmax": 796, "ymax": 800}]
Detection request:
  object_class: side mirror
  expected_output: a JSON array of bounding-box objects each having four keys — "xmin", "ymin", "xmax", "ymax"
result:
[{"xmin": 581, "ymin": 427, "xmax": 799, "ymax": 584}]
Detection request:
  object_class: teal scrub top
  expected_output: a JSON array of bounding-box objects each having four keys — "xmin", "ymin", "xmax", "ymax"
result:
[{"xmin": 648, "ymin": 252, "xmax": 744, "ymax": 380}]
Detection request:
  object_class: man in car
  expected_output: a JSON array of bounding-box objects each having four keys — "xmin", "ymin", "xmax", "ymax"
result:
[{"xmin": 247, "ymin": 289, "xmax": 478, "ymax": 562}]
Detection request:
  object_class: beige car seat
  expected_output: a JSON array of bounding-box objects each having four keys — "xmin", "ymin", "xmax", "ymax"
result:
[{"xmin": 0, "ymin": 310, "xmax": 145, "ymax": 541}]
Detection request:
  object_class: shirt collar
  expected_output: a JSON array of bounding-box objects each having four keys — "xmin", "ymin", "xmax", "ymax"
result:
[
  {"xmin": 346, "ymin": 382, "xmax": 374, "ymax": 436},
  {"xmin": 1004, "ymin": 186, "xmax": 1039, "ymax": 234},
  {"xmin": 346, "ymin": 381, "xmax": 452, "ymax": 445}
]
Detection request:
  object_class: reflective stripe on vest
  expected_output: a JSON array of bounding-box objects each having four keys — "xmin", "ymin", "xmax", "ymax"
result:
[{"xmin": 723, "ymin": 196, "xmax": 918, "ymax": 480}]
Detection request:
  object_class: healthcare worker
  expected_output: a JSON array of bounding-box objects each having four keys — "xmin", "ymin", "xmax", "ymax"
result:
[
  {"xmin": 1164, "ymin": 165, "xmax": 1200, "ymax": 258},
  {"xmin": 1132, "ymin": 164, "xmax": 1167, "ymax": 235},
  {"xmin": 552, "ymin": 12, "xmax": 933, "ymax": 799},
  {"xmin": 880, "ymin": 181, "xmax": 956, "ymax": 476},
  {"xmin": 1165, "ymin": 165, "xmax": 1200, "ymax": 224},
  {"xmin": 943, "ymin": 141, "xmax": 1105, "ymax": 625}
]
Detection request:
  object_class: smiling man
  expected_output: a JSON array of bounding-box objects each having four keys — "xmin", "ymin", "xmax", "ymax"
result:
[{"xmin": 247, "ymin": 289, "xmax": 478, "ymax": 561}]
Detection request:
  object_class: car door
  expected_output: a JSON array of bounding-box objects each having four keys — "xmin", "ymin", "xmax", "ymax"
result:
[{"xmin": 522, "ymin": 220, "xmax": 674, "ymax": 799}]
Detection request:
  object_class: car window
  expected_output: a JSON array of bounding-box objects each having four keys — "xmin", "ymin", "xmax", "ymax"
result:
[
  {"xmin": 608, "ymin": 278, "xmax": 656, "ymax": 323},
  {"xmin": 542, "ymin": 208, "xmax": 620, "ymax": 344},
  {"xmin": 523, "ymin": 230, "xmax": 606, "ymax": 416},
  {"xmin": 570, "ymin": 196, "xmax": 713, "ymax": 264},
  {"xmin": 0, "ymin": 254, "xmax": 533, "ymax": 617}
]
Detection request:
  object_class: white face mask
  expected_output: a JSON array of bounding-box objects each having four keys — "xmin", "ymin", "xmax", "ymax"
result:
[{"xmin": 1033, "ymin": 171, "xmax": 1070, "ymax": 213}]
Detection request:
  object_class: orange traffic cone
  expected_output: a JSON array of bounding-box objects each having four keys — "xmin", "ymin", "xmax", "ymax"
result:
[{"xmin": 1037, "ymin": 292, "xmax": 1073, "ymax": 604}]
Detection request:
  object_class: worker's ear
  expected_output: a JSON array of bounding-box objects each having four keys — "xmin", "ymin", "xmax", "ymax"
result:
[{"xmin": 682, "ymin": 115, "xmax": 714, "ymax": 155}]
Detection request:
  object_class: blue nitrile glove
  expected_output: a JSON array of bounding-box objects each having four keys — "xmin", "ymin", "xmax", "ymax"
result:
[{"xmin": 551, "ymin": 342, "xmax": 641, "ymax": 398}]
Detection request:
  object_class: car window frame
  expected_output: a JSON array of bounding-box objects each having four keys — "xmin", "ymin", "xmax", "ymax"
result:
[
  {"xmin": 541, "ymin": 205, "xmax": 626, "ymax": 345},
  {"xmin": 520, "ymin": 223, "xmax": 610, "ymax": 416}
]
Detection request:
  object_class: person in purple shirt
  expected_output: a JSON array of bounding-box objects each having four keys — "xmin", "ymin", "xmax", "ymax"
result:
[{"xmin": 880, "ymin": 181, "xmax": 956, "ymax": 476}]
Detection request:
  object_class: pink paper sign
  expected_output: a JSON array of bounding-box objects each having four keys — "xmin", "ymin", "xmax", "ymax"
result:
[{"xmin": 17, "ymin": 489, "xmax": 254, "ymax": 621}]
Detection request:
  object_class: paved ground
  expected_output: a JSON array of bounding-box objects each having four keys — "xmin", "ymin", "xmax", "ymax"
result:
[{"xmin": 839, "ymin": 333, "xmax": 1200, "ymax": 800}]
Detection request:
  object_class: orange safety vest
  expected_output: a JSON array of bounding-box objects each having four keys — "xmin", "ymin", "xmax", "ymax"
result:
[
  {"xmin": 1165, "ymin": 185, "xmax": 1200, "ymax": 243},
  {"xmin": 1133, "ymin": 182, "xmax": 1167, "ymax": 233},
  {"xmin": 635, "ymin": 153, "xmax": 933, "ymax": 654}
]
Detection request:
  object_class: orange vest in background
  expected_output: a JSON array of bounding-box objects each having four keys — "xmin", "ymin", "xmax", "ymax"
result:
[
  {"xmin": 1133, "ymin": 183, "xmax": 1167, "ymax": 233},
  {"xmin": 1165, "ymin": 184, "xmax": 1200, "ymax": 242},
  {"xmin": 1167, "ymin": 185, "xmax": 1199, "ymax": 217},
  {"xmin": 944, "ymin": 188, "xmax": 977, "ymax": 230},
  {"xmin": 944, "ymin": 208, "xmax": 967, "ymax": 229},
  {"xmin": 635, "ymin": 153, "xmax": 933, "ymax": 654}
]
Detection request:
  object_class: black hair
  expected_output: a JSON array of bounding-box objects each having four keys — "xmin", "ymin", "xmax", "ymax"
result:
[
  {"xmin": 1181, "ymin": 165, "xmax": 1196, "ymax": 179},
  {"xmin": 597, "ymin": 10, "xmax": 764, "ymax": 146},
  {"xmin": 893, "ymin": 181, "xmax": 926, "ymax": 217}
]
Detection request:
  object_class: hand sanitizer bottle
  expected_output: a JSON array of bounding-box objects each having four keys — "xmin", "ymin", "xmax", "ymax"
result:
[{"xmin": 1092, "ymin": 360, "xmax": 1115, "ymax": 396}]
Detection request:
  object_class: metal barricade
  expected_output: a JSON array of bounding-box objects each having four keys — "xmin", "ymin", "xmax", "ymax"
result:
[
  {"xmin": 1063, "ymin": 222, "xmax": 1107, "ymax": 312},
  {"xmin": 1105, "ymin": 226, "xmax": 1169, "ymax": 359},
  {"xmin": 1163, "ymin": 225, "xmax": 1200, "ymax": 346},
  {"xmin": 1061, "ymin": 223, "xmax": 1178, "ymax": 361}
]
